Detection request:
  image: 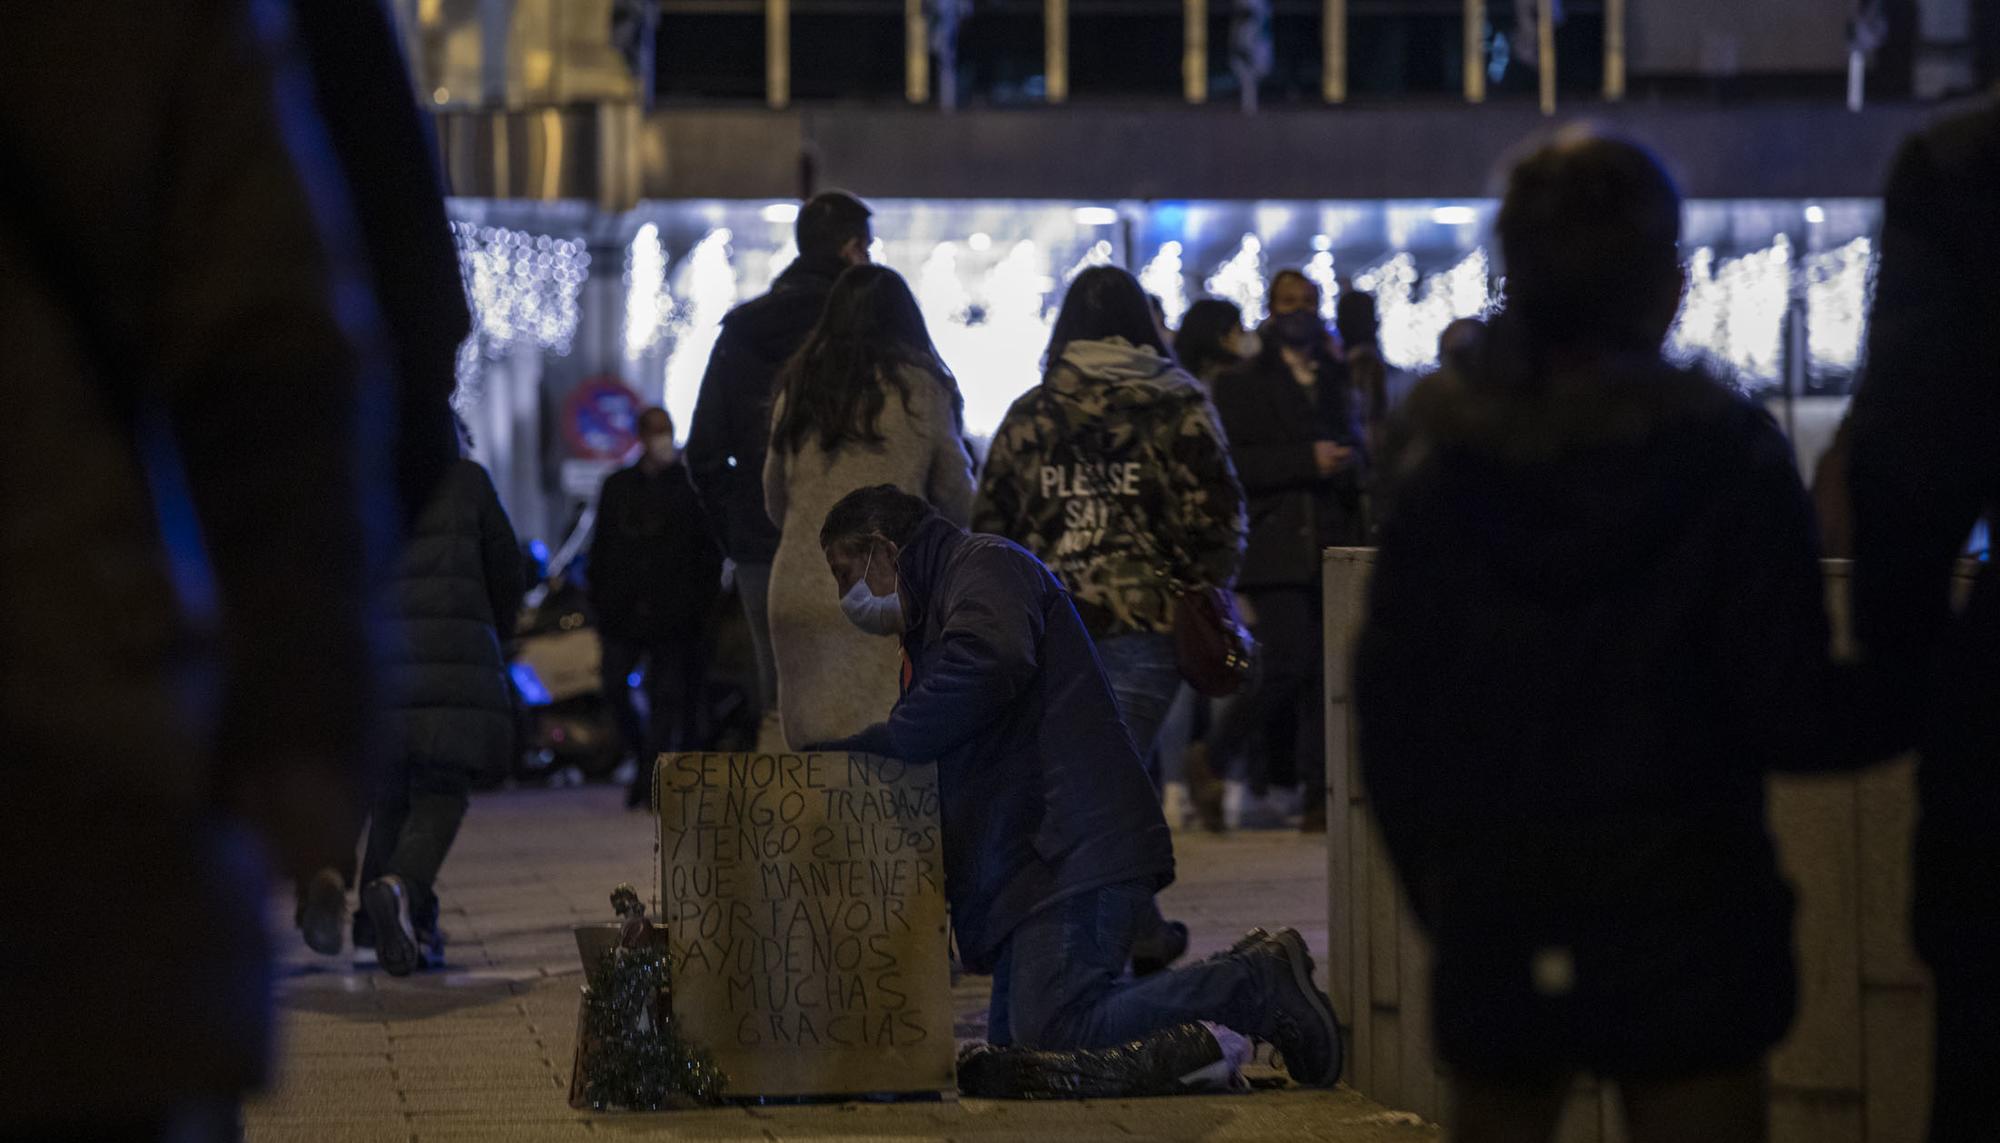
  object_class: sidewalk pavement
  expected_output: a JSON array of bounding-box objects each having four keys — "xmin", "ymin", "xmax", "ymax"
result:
[{"xmin": 246, "ymin": 786, "xmax": 1437, "ymax": 1143}]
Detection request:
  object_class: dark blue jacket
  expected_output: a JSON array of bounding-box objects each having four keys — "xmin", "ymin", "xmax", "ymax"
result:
[
  {"xmin": 588, "ymin": 459, "xmax": 722, "ymax": 641},
  {"xmin": 1849, "ymin": 100, "xmax": 2000, "ymax": 959},
  {"xmin": 828, "ymin": 516, "xmax": 1174, "ymax": 971},
  {"xmin": 685, "ymin": 255, "xmax": 843, "ymax": 564}
]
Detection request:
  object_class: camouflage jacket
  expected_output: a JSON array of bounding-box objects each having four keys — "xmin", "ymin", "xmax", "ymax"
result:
[{"xmin": 973, "ymin": 339, "xmax": 1247, "ymax": 636}]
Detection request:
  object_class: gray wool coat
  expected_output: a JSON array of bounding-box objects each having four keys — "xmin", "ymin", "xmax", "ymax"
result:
[{"xmin": 763, "ymin": 369, "xmax": 976, "ymax": 749}]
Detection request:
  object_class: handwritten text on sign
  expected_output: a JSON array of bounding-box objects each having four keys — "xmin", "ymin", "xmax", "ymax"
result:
[{"xmin": 657, "ymin": 752, "xmax": 953, "ymax": 1096}]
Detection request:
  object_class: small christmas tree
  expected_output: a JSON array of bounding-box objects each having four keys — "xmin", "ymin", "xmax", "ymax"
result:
[{"xmin": 575, "ymin": 884, "xmax": 728, "ymax": 1110}]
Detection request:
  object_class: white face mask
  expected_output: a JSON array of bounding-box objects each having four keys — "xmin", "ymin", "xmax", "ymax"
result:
[
  {"xmin": 645, "ymin": 436, "xmax": 678, "ymax": 465},
  {"xmin": 1236, "ymin": 330, "xmax": 1263, "ymax": 360},
  {"xmin": 839, "ymin": 547, "xmax": 903, "ymax": 636}
]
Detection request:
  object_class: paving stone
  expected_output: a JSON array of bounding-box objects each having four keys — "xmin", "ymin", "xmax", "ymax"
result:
[
  {"xmin": 245, "ymin": 1125, "xmax": 413, "ymax": 1143},
  {"xmin": 249, "ymin": 786, "xmax": 1432, "ymax": 1143},
  {"xmin": 585, "ymin": 1109, "xmax": 774, "ymax": 1139},
  {"xmin": 413, "ymin": 1124, "xmax": 600, "ymax": 1141}
]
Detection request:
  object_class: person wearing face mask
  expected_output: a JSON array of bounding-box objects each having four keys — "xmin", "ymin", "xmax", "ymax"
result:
[
  {"xmin": 812, "ymin": 485, "xmax": 1342, "ymax": 1084},
  {"xmin": 590, "ymin": 407, "xmax": 725, "ymax": 808},
  {"xmin": 1196, "ymin": 269, "xmax": 1367, "ymax": 834}
]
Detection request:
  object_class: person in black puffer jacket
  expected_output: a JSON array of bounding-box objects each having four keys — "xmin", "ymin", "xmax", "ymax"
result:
[
  {"xmin": 1204, "ymin": 269, "xmax": 1366, "ymax": 832},
  {"xmin": 359, "ymin": 447, "xmax": 526, "ymax": 976}
]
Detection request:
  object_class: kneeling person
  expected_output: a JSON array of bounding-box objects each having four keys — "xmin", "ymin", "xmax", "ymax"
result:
[{"xmin": 814, "ymin": 484, "xmax": 1341, "ymax": 1083}]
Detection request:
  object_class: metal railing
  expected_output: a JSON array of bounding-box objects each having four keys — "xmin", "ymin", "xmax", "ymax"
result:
[{"xmin": 408, "ymin": 0, "xmax": 1630, "ymax": 111}]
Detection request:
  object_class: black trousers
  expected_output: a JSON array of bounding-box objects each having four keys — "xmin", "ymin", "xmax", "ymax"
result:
[
  {"xmin": 601, "ymin": 630, "xmax": 711, "ymax": 765},
  {"xmin": 1919, "ymin": 817, "xmax": 2000, "ymax": 1143},
  {"xmin": 1927, "ymin": 948, "xmax": 2000, "ymax": 1143},
  {"xmin": 1207, "ymin": 586, "xmax": 1325, "ymax": 795},
  {"xmin": 360, "ymin": 757, "xmax": 471, "ymax": 934}
]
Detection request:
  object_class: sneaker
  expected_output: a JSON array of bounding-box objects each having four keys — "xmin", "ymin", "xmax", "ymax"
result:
[
  {"xmin": 415, "ymin": 926, "xmax": 447, "ymax": 967},
  {"xmin": 1131, "ymin": 920, "xmax": 1191, "ymax": 977},
  {"xmin": 362, "ymin": 876, "xmax": 422, "ymax": 978},
  {"xmin": 297, "ymin": 867, "xmax": 347, "ymax": 957},
  {"xmin": 1222, "ymin": 780, "xmax": 1249, "ymax": 832},
  {"xmin": 1242, "ymin": 928, "xmax": 1343, "ymax": 1087}
]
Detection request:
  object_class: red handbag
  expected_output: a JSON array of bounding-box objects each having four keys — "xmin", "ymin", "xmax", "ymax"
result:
[{"xmin": 1172, "ymin": 582, "xmax": 1255, "ymax": 699}]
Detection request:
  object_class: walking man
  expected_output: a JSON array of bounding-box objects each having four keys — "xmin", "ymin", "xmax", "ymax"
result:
[
  {"xmin": 687, "ymin": 191, "xmax": 873, "ymax": 748},
  {"xmin": 591, "ymin": 407, "xmax": 723, "ymax": 807}
]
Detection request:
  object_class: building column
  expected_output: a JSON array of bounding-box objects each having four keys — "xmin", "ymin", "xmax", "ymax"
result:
[
  {"xmin": 1323, "ymin": 0, "xmax": 1346, "ymax": 103},
  {"xmin": 767, "ymin": 0, "xmax": 790, "ymax": 108},
  {"xmin": 1603, "ymin": 0, "xmax": 1625, "ymax": 99},
  {"xmin": 1186, "ymin": 0, "xmax": 1208, "ymax": 103},
  {"xmin": 907, "ymin": 0, "xmax": 930, "ymax": 103},
  {"xmin": 1536, "ymin": 0, "xmax": 1555, "ymax": 114},
  {"xmin": 1046, "ymin": 0, "xmax": 1068, "ymax": 102},
  {"xmin": 1463, "ymin": 0, "xmax": 1485, "ymax": 102}
]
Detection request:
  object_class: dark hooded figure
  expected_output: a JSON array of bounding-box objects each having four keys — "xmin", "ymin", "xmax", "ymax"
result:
[
  {"xmin": 1358, "ymin": 130, "xmax": 1860, "ymax": 1142},
  {"xmin": 1847, "ymin": 98, "xmax": 2000, "ymax": 1143}
]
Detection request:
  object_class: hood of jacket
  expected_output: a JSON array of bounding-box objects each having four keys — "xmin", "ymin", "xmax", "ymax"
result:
[
  {"xmin": 1045, "ymin": 338, "xmax": 1204, "ymax": 422},
  {"xmin": 1385, "ymin": 338, "xmax": 1756, "ymax": 605}
]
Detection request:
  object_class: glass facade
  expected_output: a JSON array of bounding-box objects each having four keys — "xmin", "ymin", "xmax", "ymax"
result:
[{"xmin": 449, "ymin": 195, "xmax": 1879, "ymax": 542}]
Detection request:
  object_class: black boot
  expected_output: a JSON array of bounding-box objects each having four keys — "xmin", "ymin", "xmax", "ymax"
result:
[{"xmin": 1239, "ymin": 928, "xmax": 1343, "ymax": 1086}]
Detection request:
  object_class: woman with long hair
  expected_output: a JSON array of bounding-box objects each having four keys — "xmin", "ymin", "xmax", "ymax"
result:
[
  {"xmin": 763, "ymin": 263, "xmax": 976, "ymax": 748},
  {"xmin": 1174, "ymin": 298, "xmax": 1249, "ymax": 385}
]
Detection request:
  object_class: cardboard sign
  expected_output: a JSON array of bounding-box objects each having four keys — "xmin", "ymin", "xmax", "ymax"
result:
[{"xmin": 656, "ymin": 752, "xmax": 954, "ymax": 1097}]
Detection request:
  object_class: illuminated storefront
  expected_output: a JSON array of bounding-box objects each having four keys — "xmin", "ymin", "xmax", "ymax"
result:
[{"xmin": 450, "ymin": 196, "xmax": 1879, "ymax": 545}]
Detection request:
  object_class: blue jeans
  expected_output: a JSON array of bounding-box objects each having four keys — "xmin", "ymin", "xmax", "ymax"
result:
[
  {"xmin": 1091, "ymin": 632, "xmax": 1182, "ymax": 949},
  {"xmin": 1154, "ymin": 684, "xmax": 1198, "ymax": 788},
  {"xmin": 987, "ymin": 879, "xmax": 1275, "ymax": 1049},
  {"xmin": 1095, "ymin": 632, "xmax": 1182, "ymax": 765}
]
